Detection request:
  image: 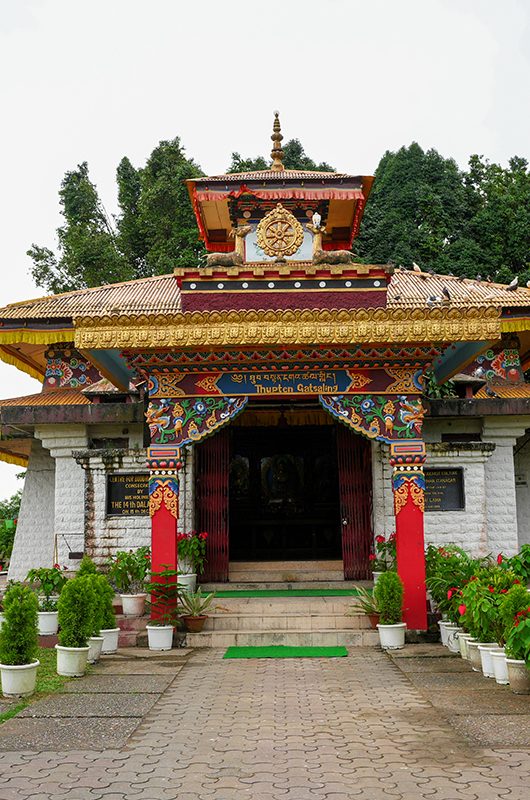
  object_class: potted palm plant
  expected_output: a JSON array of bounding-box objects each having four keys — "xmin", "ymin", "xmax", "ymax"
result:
[
  {"xmin": 179, "ymin": 588, "xmax": 215, "ymax": 633},
  {"xmin": 145, "ymin": 567, "xmax": 182, "ymax": 651},
  {"xmin": 107, "ymin": 547, "xmax": 150, "ymax": 616},
  {"xmin": 26, "ymin": 565, "xmax": 68, "ymax": 635},
  {"xmin": 351, "ymin": 586, "xmax": 380, "ymax": 628},
  {"xmin": 56, "ymin": 576, "xmax": 96, "ymax": 676},
  {"xmin": 0, "ymin": 583, "xmax": 39, "ymax": 698},
  {"xmin": 374, "ymin": 571, "xmax": 406, "ymax": 649}
]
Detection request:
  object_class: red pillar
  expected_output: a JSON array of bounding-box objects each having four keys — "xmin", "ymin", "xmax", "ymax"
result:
[
  {"xmin": 147, "ymin": 446, "xmax": 182, "ymax": 618},
  {"xmin": 389, "ymin": 441, "xmax": 427, "ymax": 631}
]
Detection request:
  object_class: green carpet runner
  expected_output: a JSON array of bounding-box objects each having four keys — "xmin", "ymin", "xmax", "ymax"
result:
[{"xmin": 223, "ymin": 645, "xmax": 349, "ymax": 659}]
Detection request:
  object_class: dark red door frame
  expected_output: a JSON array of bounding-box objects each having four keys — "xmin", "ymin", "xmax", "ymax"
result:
[
  {"xmin": 336, "ymin": 424, "xmax": 373, "ymax": 579},
  {"xmin": 196, "ymin": 429, "xmax": 230, "ymax": 582}
]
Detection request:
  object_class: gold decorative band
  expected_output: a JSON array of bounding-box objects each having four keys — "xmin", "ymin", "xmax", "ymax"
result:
[{"xmin": 74, "ymin": 307, "xmax": 501, "ymax": 350}]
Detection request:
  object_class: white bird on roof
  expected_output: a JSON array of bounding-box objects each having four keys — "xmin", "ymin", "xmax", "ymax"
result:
[
  {"xmin": 312, "ymin": 211, "xmax": 321, "ymax": 229},
  {"xmin": 412, "ymin": 262, "xmax": 421, "ymax": 272},
  {"xmin": 507, "ymin": 276, "xmax": 518, "ymax": 291}
]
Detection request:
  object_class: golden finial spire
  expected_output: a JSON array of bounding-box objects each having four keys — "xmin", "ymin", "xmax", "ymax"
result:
[{"xmin": 270, "ymin": 110, "xmax": 285, "ymax": 172}]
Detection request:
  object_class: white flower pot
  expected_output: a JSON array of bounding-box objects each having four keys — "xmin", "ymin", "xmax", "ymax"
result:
[
  {"xmin": 120, "ymin": 593, "xmax": 147, "ymax": 617},
  {"xmin": 438, "ymin": 621, "xmax": 457, "ymax": 647},
  {"xmin": 146, "ymin": 624, "xmax": 174, "ymax": 651},
  {"xmin": 88, "ymin": 636, "xmax": 104, "ymax": 664},
  {"xmin": 372, "ymin": 571, "xmax": 383, "ymax": 585},
  {"xmin": 0, "ymin": 660, "xmax": 39, "ymax": 698},
  {"xmin": 177, "ymin": 574, "xmax": 197, "ymax": 592},
  {"xmin": 478, "ymin": 644, "xmax": 500, "ymax": 678},
  {"xmin": 467, "ymin": 640, "xmax": 482, "ymax": 671},
  {"xmin": 0, "ymin": 613, "xmax": 4, "ymax": 630},
  {"xmin": 506, "ymin": 658, "xmax": 530, "ymax": 694},
  {"xmin": 100, "ymin": 627, "xmax": 120, "ymax": 654},
  {"xmin": 377, "ymin": 622, "xmax": 406, "ymax": 649},
  {"xmin": 446, "ymin": 626, "xmax": 462, "ymax": 653},
  {"xmin": 491, "ymin": 648, "xmax": 509, "ymax": 685},
  {"xmin": 37, "ymin": 611, "xmax": 59, "ymax": 636},
  {"xmin": 458, "ymin": 633, "xmax": 475, "ymax": 659},
  {"xmin": 55, "ymin": 645, "xmax": 89, "ymax": 677}
]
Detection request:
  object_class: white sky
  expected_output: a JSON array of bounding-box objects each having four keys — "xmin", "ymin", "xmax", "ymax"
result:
[{"xmin": 0, "ymin": 0, "xmax": 529, "ymax": 498}]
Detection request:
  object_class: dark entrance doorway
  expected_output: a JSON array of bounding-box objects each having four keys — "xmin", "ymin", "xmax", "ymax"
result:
[{"xmin": 229, "ymin": 425, "xmax": 342, "ymax": 561}]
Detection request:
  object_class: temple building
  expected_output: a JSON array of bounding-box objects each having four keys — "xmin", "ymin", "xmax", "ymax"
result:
[{"xmin": 2, "ymin": 113, "xmax": 530, "ymax": 631}]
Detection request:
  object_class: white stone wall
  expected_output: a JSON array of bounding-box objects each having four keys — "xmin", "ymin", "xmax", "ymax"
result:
[
  {"xmin": 8, "ymin": 440, "xmax": 56, "ymax": 581},
  {"xmin": 482, "ymin": 417, "xmax": 530, "ymax": 556},
  {"xmin": 515, "ymin": 435, "xmax": 530, "ymax": 547}
]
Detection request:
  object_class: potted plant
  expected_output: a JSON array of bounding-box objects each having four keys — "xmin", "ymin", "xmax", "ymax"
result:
[
  {"xmin": 177, "ymin": 531, "xmax": 208, "ymax": 592},
  {"xmin": 56, "ymin": 576, "xmax": 96, "ymax": 676},
  {"xmin": 493, "ymin": 584, "xmax": 530, "ymax": 684},
  {"xmin": 107, "ymin": 547, "xmax": 150, "ymax": 616},
  {"xmin": 352, "ymin": 586, "xmax": 380, "ymax": 628},
  {"xmin": 179, "ymin": 588, "xmax": 215, "ymax": 633},
  {"xmin": 374, "ymin": 570, "xmax": 406, "ymax": 649},
  {"xmin": 145, "ymin": 567, "xmax": 182, "ymax": 650},
  {"xmin": 26, "ymin": 565, "xmax": 68, "ymax": 635},
  {"xmin": 0, "ymin": 583, "xmax": 39, "ymax": 698},
  {"xmin": 85, "ymin": 574, "xmax": 112, "ymax": 663},
  {"xmin": 504, "ymin": 605, "xmax": 530, "ymax": 694},
  {"xmin": 369, "ymin": 533, "xmax": 396, "ymax": 583}
]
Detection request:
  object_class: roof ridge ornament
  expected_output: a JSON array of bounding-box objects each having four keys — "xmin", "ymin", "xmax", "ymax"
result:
[{"xmin": 270, "ymin": 111, "xmax": 285, "ymax": 172}]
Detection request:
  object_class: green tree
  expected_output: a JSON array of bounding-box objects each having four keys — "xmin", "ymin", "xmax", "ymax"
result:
[
  {"xmin": 227, "ymin": 139, "xmax": 334, "ymax": 173},
  {"xmin": 28, "ymin": 163, "xmax": 129, "ymax": 293}
]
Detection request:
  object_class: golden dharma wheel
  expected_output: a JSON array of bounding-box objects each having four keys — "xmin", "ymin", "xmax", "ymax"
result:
[{"xmin": 256, "ymin": 203, "xmax": 304, "ymax": 258}]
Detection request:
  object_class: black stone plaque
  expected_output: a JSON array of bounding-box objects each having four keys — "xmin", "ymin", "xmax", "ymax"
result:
[
  {"xmin": 106, "ymin": 473, "xmax": 149, "ymax": 516},
  {"xmin": 425, "ymin": 468, "xmax": 464, "ymax": 512}
]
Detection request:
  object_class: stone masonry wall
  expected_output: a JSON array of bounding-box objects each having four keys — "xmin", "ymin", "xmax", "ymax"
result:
[
  {"xmin": 8, "ymin": 440, "xmax": 56, "ymax": 581},
  {"xmin": 514, "ymin": 435, "xmax": 530, "ymax": 547}
]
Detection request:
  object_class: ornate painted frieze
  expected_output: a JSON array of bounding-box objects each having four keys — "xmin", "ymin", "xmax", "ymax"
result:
[
  {"xmin": 146, "ymin": 396, "xmax": 248, "ymax": 447},
  {"xmin": 318, "ymin": 395, "xmax": 425, "ymax": 443},
  {"xmin": 44, "ymin": 343, "xmax": 101, "ymax": 390},
  {"xmin": 125, "ymin": 345, "xmax": 441, "ymax": 374}
]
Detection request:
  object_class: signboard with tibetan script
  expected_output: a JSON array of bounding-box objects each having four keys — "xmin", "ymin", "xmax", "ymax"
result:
[
  {"xmin": 425, "ymin": 468, "xmax": 464, "ymax": 512},
  {"xmin": 148, "ymin": 367, "xmax": 423, "ymax": 398},
  {"xmin": 106, "ymin": 473, "xmax": 149, "ymax": 516}
]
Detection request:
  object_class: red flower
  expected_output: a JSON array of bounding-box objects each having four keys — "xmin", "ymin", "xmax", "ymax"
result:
[
  {"xmin": 488, "ymin": 585, "xmax": 495, "ymax": 593},
  {"xmin": 514, "ymin": 580, "xmax": 521, "ymax": 585},
  {"xmin": 53, "ymin": 563, "xmax": 60, "ymax": 569},
  {"xmin": 369, "ymin": 554, "xmax": 376, "ymax": 561},
  {"xmin": 458, "ymin": 603, "xmax": 466, "ymax": 616},
  {"xmin": 497, "ymin": 553, "xmax": 503, "ymax": 565},
  {"xmin": 375, "ymin": 535, "xmax": 385, "ymax": 544},
  {"xmin": 447, "ymin": 589, "xmax": 453, "ymax": 600},
  {"xmin": 500, "ymin": 589, "xmax": 508, "ymax": 594},
  {"xmin": 389, "ymin": 533, "xmax": 397, "ymax": 541},
  {"xmin": 514, "ymin": 620, "xmax": 520, "ymax": 627}
]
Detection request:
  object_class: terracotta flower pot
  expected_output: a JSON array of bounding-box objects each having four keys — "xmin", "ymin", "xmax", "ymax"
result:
[
  {"xmin": 368, "ymin": 613, "xmax": 380, "ymax": 629},
  {"xmin": 182, "ymin": 615, "xmax": 207, "ymax": 633}
]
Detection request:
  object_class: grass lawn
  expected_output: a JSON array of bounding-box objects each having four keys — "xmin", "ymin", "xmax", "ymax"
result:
[{"xmin": 0, "ymin": 646, "xmax": 77, "ymax": 724}]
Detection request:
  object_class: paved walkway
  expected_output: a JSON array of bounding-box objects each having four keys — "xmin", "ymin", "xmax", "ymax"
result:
[{"xmin": 0, "ymin": 646, "xmax": 529, "ymax": 799}]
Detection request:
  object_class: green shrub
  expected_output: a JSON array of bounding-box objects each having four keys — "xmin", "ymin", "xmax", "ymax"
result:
[
  {"xmin": 77, "ymin": 555, "xmax": 97, "ymax": 576},
  {"xmin": 57, "ymin": 577, "xmax": 96, "ymax": 648},
  {"xmin": 98, "ymin": 576, "xmax": 117, "ymax": 630},
  {"xmin": 374, "ymin": 571, "xmax": 403, "ymax": 625},
  {"xmin": 499, "ymin": 585, "xmax": 530, "ymax": 646},
  {"xmin": 0, "ymin": 583, "xmax": 38, "ymax": 666}
]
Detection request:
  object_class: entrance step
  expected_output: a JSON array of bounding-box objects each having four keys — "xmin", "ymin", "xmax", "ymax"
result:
[
  {"xmin": 186, "ymin": 629, "xmax": 380, "ymax": 648},
  {"xmin": 202, "ymin": 581, "xmax": 365, "ymax": 591},
  {"xmin": 185, "ymin": 593, "xmax": 378, "ymax": 648},
  {"xmin": 228, "ymin": 560, "xmax": 345, "ymax": 583}
]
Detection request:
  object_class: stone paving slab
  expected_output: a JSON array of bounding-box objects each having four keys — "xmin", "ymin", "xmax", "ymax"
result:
[
  {"xmin": 18, "ymin": 693, "xmax": 157, "ymax": 718},
  {"xmin": 406, "ymin": 671, "xmax": 509, "ymax": 688},
  {"xmin": 427, "ymin": 686, "xmax": 530, "ymax": 715},
  {"xmin": 394, "ymin": 656, "xmax": 471, "ymax": 673},
  {"xmin": 60, "ymin": 675, "xmax": 175, "ymax": 694},
  {"xmin": 0, "ymin": 717, "xmax": 141, "ymax": 750},
  {"xmin": 94, "ymin": 661, "xmax": 185, "ymax": 676},
  {"xmin": 448, "ymin": 713, "xmax": 530, "ymax": 747}
]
